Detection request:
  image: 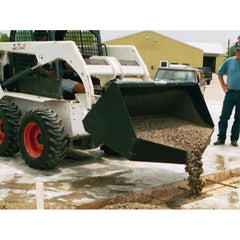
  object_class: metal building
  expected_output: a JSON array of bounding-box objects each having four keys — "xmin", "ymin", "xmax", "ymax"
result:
[
  {"xmin": 104, "ymin": 31, "xmax": 224, "ymax": 79},
  {"xmin": 186, "ymin": 42, "xmax": 224, "ymax": 73}
]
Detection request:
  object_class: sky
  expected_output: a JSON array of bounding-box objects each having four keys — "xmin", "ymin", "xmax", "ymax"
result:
[
  {"xmin": 1, "ymin": 0, "xmax": 239, "ymax": 56},
  {"xmin": 2, "ymin": 29, "xmax": 238, "ymax": 54},
  {"xmin": 1, "ymin": 0, "xmax": 239, "ymax": 53}
]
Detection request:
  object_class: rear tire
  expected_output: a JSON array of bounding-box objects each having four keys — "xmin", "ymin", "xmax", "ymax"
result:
[
  {"xmin": 19, "ymin": 109, "xmax": 68, "ymax": 169},
  {"xmin": 0, "ymin": 101, "xmax": 20, "ymax": 156}
]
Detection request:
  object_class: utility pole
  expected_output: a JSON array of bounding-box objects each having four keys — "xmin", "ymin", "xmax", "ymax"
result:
[{"xmin": 227, "ymin": 39, "xmax": 230, "ymax": 58}]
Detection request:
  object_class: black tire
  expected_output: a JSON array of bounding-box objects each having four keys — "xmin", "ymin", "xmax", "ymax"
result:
[
  {"xmin": 0, "ymin": 101, "xmax": 21, "ymax": 156},
  {"xmin": 19, "ymin": 109, "xmax": 68, "ymax": 169}
]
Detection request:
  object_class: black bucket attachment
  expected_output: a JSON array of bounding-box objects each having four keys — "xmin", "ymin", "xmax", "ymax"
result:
[{"xmin": 83, "ymin": 81, "xmax": 214, "ymax": 164}]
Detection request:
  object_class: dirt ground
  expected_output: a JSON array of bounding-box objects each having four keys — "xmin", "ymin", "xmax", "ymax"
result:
[{"xmin": 1, "ymin": 171, "xmax": 237, "ymax": 210}]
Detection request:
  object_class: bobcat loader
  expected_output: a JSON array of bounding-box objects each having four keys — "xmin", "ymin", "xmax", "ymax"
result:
[{"xmin": 0, "ymin": 30, "xmax": 214, "ymax": 194}]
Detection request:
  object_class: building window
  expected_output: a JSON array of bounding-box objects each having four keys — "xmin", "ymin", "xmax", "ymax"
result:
[{"xmin": 160, "ymin": 60, "xmax": 168, "ymax": 68}]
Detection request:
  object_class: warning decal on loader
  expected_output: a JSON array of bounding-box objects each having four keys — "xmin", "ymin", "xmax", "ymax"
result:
[{"xmin": 12, "ymin": 43, "xmax": 26, "ymax": 51}]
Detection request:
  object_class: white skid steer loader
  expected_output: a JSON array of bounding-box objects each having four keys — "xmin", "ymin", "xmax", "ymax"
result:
[{"xmin": 0, "ymin": 30, "xmax": 214, "ymax": 195}]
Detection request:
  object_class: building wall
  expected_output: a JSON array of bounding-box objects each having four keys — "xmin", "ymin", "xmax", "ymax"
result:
[
  {"xmin": 104, "ymin": 31, "xmax": 204, "ymax": 79},
  {"xmin": 216, "ymin": 54, "xmax": 224, "ymax": 72}
]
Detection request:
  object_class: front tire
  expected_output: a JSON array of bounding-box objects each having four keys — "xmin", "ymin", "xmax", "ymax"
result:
[
  {"xmin": 0, "ymin": 101, "xmax": 20, "ymax": 156},
  {"xmin": 19, "ymin": 109, "xmax": 68, "ymax": 169}
]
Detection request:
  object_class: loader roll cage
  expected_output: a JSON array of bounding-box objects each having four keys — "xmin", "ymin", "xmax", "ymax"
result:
[
  {"xmin": 10, "ymin": 30, "xmax": 105, "ymax": 58},
  {"xmin": 2, "ymin": 30, "xmax": 105, "ymax": 99}
]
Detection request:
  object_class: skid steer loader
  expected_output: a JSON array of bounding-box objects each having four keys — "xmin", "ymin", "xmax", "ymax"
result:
[{"xmin": 0, "ymin": 30, "xmax": 214, "ymax": 195}]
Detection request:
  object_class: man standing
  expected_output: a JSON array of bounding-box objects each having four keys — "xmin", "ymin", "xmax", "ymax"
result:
[{"xmin": 214, "ymin": 41, "xmax": 240, "ymax": 146}]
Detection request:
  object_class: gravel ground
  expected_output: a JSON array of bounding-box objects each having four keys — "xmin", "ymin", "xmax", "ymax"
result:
[{"xmin": 102, "ymin": 202, "xmax": 167, "ymax": 209}]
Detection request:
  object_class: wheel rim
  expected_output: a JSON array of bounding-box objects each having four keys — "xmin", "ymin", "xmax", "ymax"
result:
[
  {"xmin": 24, "ymin": 122, "xmax": 43, "ymax": 158},
  {"xmin": 0, "ymin": 117, "xmax": 4, "ymax": 144}
]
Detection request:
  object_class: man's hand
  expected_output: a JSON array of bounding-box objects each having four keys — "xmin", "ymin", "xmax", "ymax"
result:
[
  {"xmin": 218, "ymin": 74, "xmax": 229, "ymax": 93},
  {"xmin": 221, "ymin": 82, "xmax": 230, "ymax": 93}
]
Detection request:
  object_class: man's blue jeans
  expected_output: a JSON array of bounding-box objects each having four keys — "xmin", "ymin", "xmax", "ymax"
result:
[{"xmin": 218, "ymin": 91, "xmax": 240, "ymax": 142}]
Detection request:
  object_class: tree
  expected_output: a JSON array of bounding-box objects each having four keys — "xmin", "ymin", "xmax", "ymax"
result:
[
  {"xmin": 226, "ymin": 42, "xmax": 239, "ymax": 59},
  {"xmin": 0, "ymin": 32, "xmax": 9, "ymax": 42}
]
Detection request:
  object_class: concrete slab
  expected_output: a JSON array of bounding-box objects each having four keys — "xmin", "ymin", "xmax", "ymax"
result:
[
  {"xmin": 202, "ymin": 75, "xmax": 240, "ymax": 176},
  {"xmin": 1, "ymin": 74, "xmax": 240, "ymax": 209},
  {"xmin": 0, "ymin": 149, "xmax": 189, "ymax": 208},
  {"xmin": 181, "ymin": 188, "xmax": 240, "ymax": 209}
]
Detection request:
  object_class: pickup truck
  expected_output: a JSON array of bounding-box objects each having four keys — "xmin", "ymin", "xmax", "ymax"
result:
[{"xmin": 154, "ymin": 66, "xmax": 206, "ymax": 94}]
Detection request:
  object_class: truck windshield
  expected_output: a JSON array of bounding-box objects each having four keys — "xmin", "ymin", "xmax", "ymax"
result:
[{"xmin": 155, "ymin": 69, "xmax": 196, "ymax": 82}]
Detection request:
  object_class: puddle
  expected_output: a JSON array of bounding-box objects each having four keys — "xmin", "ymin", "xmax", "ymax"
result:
[
  {"xmin": 70, "ymin": 169, "xmax": 136, "ymax": 196},
  {"xmin": 215, "ymin": 154, "xmax": 226, "ymax": 170},
  {"xmin": 71, "ymin": 175, "xmax": 135, "ymax": 189}
]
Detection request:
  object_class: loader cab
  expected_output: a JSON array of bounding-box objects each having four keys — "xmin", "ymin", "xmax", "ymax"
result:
[
  {"xmin": 5, "ymin": 30, "xmax": 64, "ymax": 98},
  {"xmin": 5, "ymin": 30, "xmax": 104, "ymax": 99}
]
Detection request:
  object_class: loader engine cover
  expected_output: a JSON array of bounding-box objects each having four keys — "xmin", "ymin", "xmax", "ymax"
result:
[{"xmin": 83, "ymin": 81, "xmax": 214, "ymax": 164}]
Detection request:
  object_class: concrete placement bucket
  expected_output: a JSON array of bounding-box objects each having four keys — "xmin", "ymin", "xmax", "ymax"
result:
[{"xmin": 83, "ymin": 81, "xmax": 214, "ymax": 164}]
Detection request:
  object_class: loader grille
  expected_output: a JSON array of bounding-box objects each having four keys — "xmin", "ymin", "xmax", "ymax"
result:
[
  {"xmin": 10, "ymin": 30, "xmax": 48, "ymax": 41},
  {"xmin": 118, "ymin": 60, "xmax": 140, "ymax": 66},
  {"xmin": 63, "ymin": 30, "xmax": 103, "ymax": 58},
  {"xmin": 8, "ymin": 53, "xmax": 37, "ymax": 74},
  {"xmin": 14, "ymin": 30, "xmax": 34, "ymax": 41},
  {"xmin": 10, "ymin": 30, "xmax": 103, "ymax": 58}
]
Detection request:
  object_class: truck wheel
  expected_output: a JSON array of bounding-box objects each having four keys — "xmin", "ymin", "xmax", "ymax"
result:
[
  {"xmin": 19, "ymin": 109, "xmax": 68, "ymax": 169},
  {"xmin": 0, "ymin": 101, "xmax": 21, "ymax": 156}
]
